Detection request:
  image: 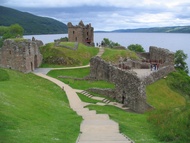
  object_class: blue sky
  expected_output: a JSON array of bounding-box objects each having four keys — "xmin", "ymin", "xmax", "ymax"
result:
[{"xmin": 1, "ymin": 0, "xmax": 190, "ymax": 31}]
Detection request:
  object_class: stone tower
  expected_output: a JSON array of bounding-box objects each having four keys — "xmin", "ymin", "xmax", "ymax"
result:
[{"xmin": 67, "ymin": 20, "xmax": 94, "ymax": 46}]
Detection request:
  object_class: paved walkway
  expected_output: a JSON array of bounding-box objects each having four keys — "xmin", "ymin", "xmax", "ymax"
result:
[
  {"xmin": 132, "ymin": 69, "xmax": 153, "ymax": 79},
  {"xmin": 34, "ymin": 73, "xmax": 133, "ymax": 143}
]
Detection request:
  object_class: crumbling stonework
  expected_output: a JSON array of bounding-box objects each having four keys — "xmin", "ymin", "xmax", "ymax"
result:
[
  {"xmin": 89, "ymin": 56, "xmax": 152, "ymax": 113},
  {"xmin": 0, "ymin": 38, "xmax": 43, "ymax": 73},
  {"xmin": 89, "ymin": 46, "xmax": 175, "ymax": 113},
  {"xmin": 67, "ymin": 20, "xmax": 94, "ymax": 46}
]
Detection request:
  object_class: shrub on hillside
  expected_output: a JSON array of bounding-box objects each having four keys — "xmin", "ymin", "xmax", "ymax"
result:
[
  {"xmin": 167, "ymin": 70, "xmax": 190, "ymax": 97},
  {"xmin": 0, "ymin": 68, "xmax": 9, "ymax": 81}
]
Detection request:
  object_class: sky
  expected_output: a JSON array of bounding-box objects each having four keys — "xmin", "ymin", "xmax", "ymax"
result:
[{"xmin": 1, "ymin": 0, "xmax": 190, "ymax": 31}]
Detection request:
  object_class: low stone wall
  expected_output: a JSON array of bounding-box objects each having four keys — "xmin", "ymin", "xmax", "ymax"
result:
[{"xmin": 143, "ymin": 65, "xmax": 175, "ymax": 85}]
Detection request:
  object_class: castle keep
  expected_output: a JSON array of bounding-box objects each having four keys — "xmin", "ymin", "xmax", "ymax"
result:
[
  {"xmin": 67, "ymin": 21, "xmax": 94, "ymax": 45},
  {"xmin": 0, "ymin": 38, "xmax": 43, "ymax": 73}
]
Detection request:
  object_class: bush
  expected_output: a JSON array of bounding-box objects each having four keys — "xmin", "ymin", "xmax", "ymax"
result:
[
  {"xmin": 0, "ymin": 68, "xmax": 10, "ymax": 81},
  {"xmin": 167, "ymin": 70, "xmax": 190, "ymax": 97},
  {"xmin": 127, "ymin": 44, "xmax": 145, "ymax": 52}
]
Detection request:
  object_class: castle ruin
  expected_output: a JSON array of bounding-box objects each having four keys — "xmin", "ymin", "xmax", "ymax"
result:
[
  {"xmin": 67, "ymin": 20, "xmax": 94, "ymax": 46},
  {"xmin": 88, "ymin": 46, "xmax": 175, "ymax": 113},
  {"xmin": 0, "ymin": 37, "xmax": 43, "ymax": 73}
]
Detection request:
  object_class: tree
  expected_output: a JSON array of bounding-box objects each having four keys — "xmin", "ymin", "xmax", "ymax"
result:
[
  {"xmin": 0, "ymin": 24, "xmax": 24, "ymax": 47},
  {"xmin": 127, "ymin": 44, "xmax": 145, "ymax": 52},
  {"xmin": 101, "ymin": 38, "xmax": 120, "ymax": 48},
  {"xmin": 2, "ymin": 24, "xmax": 24, "ymax": 40},
  {"xmin": 174, "ymin": 50, "xmax": 189, "ymax": 74}
]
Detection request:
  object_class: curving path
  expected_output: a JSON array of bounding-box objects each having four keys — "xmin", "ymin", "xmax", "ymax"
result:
[
  {"xmin": 33, "ymin": 47, "xmax": 133, "ymax": 143},
  {"xmin": 34, "ymin": 47, "xmax": 104, "ymax": 74},
  {"xmin": 34, "ymin": 73, "xmax": 133, "ymax": 143}
]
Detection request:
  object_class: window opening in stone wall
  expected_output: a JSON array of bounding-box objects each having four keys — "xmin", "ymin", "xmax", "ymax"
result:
[
  {"xmin": 75, "ymin": 37, "xmax": 77, "ymax": 41},
  {"xmin": 9, "ymin": 50, "xmax": 11, "ymax": 55},
  {"xmin": 87, "ymin": 32, "xmax": 88, "ymax": 36},
  {"xmin": 73, "ymin": 31, "xmax": 75, "ymax": 34},
  {"xmin": 29, "ymin": 48, "xmax": 31, "ymax": 55}
]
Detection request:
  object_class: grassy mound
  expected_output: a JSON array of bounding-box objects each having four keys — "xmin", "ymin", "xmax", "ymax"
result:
[
  {"xmin": 0, "ymin": 69, "xmax": 82, "ymax": 143},
  {"xmin": 40, "ymin": 42, "xmax": 99, "ymax": 67},
  {"xmin": 101, "ymin": 48, "xmax": 139, "ymax": 63}
]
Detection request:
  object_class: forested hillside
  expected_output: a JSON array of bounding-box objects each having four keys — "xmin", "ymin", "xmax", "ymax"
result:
[{"xmin": 0, "ymin": 6, "xmax": 67, "ymax": 35}]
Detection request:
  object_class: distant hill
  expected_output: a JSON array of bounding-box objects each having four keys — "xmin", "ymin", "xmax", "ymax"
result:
[
  {"xmin": 0, "ymin": 6, "xmax": 68, "ymax": 35},
  {"xmin": 112, "ymin": 26, "xmax": 190, "ymax": 33}
]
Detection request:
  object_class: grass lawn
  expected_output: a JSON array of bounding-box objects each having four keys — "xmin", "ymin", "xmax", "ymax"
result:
[
  {"xmin": 47, "ymin": 68, "xmax": 115, "ymax": 90},
  {"xmin": 0, "ymin": 69, "xmax": 82, "ymax": 143}
]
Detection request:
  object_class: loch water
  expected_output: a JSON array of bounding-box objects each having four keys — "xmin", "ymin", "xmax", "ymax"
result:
[{"xmin": 24, "ymin": 33, "xmax": 190, "ymax": 72}]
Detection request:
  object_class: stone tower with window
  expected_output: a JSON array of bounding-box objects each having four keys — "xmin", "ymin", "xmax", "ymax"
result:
[{"xmin": 67, "ymin": 20, "xmax": 94, "ymax": 46}]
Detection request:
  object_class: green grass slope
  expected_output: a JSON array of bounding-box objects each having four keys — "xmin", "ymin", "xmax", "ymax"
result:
[
  {"xmin": 40, "ymin": 42, "xmax": 99, "ymax": 67},
  {"xmin": 0, "ymin": 6, "xmax": 67, "ymax": 35},
  {"xmin": 101, "ymin": 48, "xmax": 138, "ymax": 63},
  {"xmin": 0, "ymin": 68, "xmax": 82, "ymax": 143}
]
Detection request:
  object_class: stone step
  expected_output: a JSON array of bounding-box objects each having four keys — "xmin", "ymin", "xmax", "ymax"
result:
[
  {"xmin": 79, "ymin": 133, "xmax": 132, "ymax": 142},
  {"xmin": 82, "ymin": 114, "xmax": 109, "ymax": 120},
  {"xmin": 76, "ymin": 110, "xmax": 96, "ymax": 116},
  {"xmin": 81, "ymin": 120, "xmax": 119, "ymax": 133}
]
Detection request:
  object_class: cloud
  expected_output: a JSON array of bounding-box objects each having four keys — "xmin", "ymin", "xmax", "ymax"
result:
[{"xmin": 1, "ymin": 0, "xmax": 190, "ymax": 30}]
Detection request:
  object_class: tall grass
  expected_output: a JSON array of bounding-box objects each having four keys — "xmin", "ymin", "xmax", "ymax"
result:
[{"xmin": 0, "ymin": 69, "xmax": 82, "ymax": 143}]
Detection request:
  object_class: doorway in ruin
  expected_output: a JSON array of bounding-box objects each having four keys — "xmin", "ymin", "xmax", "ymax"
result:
[
  {"xmin": 122, "ymin": 91, "xmax": 126, "ymax": 104},
  {"xmin": 34, "ymin": 55, "xmax": 38, "ymax": 69}
]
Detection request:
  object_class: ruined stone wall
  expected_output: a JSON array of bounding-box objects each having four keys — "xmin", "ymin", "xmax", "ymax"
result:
[
  {"xmin": 0, "ymin": 38, "xmax": 43, "ymax": 73},
  {"xmin": 89, "ymin": 46, "xmax": 174, "ymax": 113},
  {"xmin": 90, "ymin": 56, "xmax": 152, "ymax": 113},
  {"xmin": 149, "ymin": 46, "xmax": 174, "ymax": 66},
  {"xmin": 143, "ymin": 65, "xmax": 175, "ymax": 85},
  {"xmin": 118, "ymin": 59, "xmax": 150, "ymax": 69}
]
